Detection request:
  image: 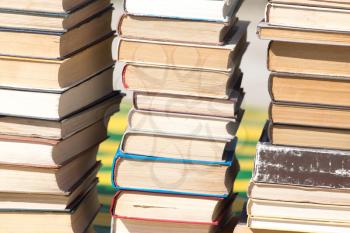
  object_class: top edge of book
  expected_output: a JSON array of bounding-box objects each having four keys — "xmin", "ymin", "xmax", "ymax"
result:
[
  {"xmin": 124, "ymin": 0, "xmax": 243, "ymax": 22},
  {"xmin": 0, "ymin": 0, "xmax": 100, "ymax": 16}
]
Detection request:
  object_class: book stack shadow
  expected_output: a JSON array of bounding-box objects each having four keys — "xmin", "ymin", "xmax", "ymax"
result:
[
  {"xmin": 0, "ymin": 1, "xmax": 123, "ymax": 232},
  {"xmin": 246, "ymin": 0, "xmax": 350, "ymax": 232},
  {"xmin": 109, "ymin": 0, "xmax": 248, "ymax": 232}
]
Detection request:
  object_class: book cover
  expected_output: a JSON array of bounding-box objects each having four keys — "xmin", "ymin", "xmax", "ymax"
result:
[{"xmin": 111, "ymin": 147, "xmax": 237, "ymax": 198}]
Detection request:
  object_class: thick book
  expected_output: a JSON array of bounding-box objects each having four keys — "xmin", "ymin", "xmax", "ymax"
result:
[
  {"xmin": 120, "ymin": 129, "xmax": 236, "ymax": 162},
  {"xmin": 110, "ymin": 190, "xmax": 235, "ymax": 226},
  {"xmin": 0, "ymin": 146, "xmax": 100, "ymax": 194},
  {"xmin": 248, "ymin": 199, "xmax": 350, "ymax": 225},
  {"xmin": 127, "ymin": 108, "xmax": 243, "ymax": 141},
  {"xmin": 0, "ymin": 36, "xmax": 114, "ymax": 91},
  {"xmin": 248, "ymin": 181, "xmax": 350, "ymax": 206},
  {"xmin": 124, "ymin": 0, "xmax": 242, "ymax": 22},
  {"xmin": 269, "ymin": 0, "xmax": 350, "ymax": 9},
  {"xmin": 0, "ymin": 8, "xmax": 112, "ymax": 59},
  {"xmin": 268, "ymin": 41, "xmax": 350, "ymax": 77},
  {"xmin": 0, "ymin": 67, "xmax": 113, "ymax": 120},
  {"xmin": 112, "ymin": 148, "xmax": 238, "ymax": 198},
  {"xmin": 266, "ymin": 3, "xmax": 350, "ymax": 32},
  {"xmin": 0, "ymin": 92, "xmax": 122, "ymax": 139},
  {"xmin": 117, "ymin": 14, "xmax": 237, "ymax": 45},
  {"xmin": 118, "ymin": 62, "xmax": 244, "ymax": 99},
  {"xmin": 0, "ymin": 0, "xmax": 111, "ymax": 32},
  {"xmin": 0, "ymin": 120, "xmax": 107, "ymax": 167},
  {"xmin": 248, "ymin": 216, "xmax": 350, "ymax": 233},
  {"xmin": 114, "ymin": 23, "xmax": 247, "ymax": 72},
  {"xmin": 258, "ymin": 21, "xmax": 350, "ymax": 46},
  {"xmin": 133, "ymin": 90, "xmax": 244, "ymax": 118},
  {"xmin": 269, "ymin": 123, "xmax": 350, "ymax": 150},
  {"xmin": 268, "ymin": 72, "xmax": 350, "ymax": 108},
  {"xmin": 270, "ymin": 102, "xmax": 350, "ymax": 130},
  {"xmin": 0, "ymin": 0, "xmax": 96, "ymax": 14},
  {"xmin": 111, "ymin": 218, "xmax": 222, "ymax": 233},
  {"xmin": 0, "ymin": 184, "xmax": 100, "ymax": 233},
  {"xmin": 254, "ymin": 126, "xmax": 350, "ymax": 189},
  {"xmin": 0, "ymin": 166, "xmax": 99, "ymax": 210}
]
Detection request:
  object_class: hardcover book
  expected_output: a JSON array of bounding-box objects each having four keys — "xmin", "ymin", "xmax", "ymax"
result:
[
  {"xmin": 0, "ymin": 36, "xmax": 114, "ymax": 91},
  {"xmin": 266, "ymin": 2, "xmax": 350, "ymax": 32},
  {"xmin": 0, "ymin": 8, "xmax": 112, "ymax": 59},
  {"xmin": 257, "ymin": 21, "xmax": 350, "ymax": 46},
  {"xmin": 0, "ymin": 0, "xmax": 111, "ymax": 32},
  {"xmin": 0, "ymin": 92, "xmax": 123, "ymax": 139},
  {"xmin": 0, "ymin": 120, "xmax": 107, "ymax": 167},
  {"xmin": 123, "ymin": 0, "xmax": 242, "ymax": 22},
  {"xmin": 0, "ymin": 67, "xmax": 114, "ymax": 120},
  {"xmin": 118, "ymin": 62, "xmax": 244, "ymax": 99},
  {"xmin": 133, "ymin": 90, "xmax": 244, "ymax": 118},
  {"xmin": 120, "ymin": 130, "xmax": 236, "ymax": 162},
  {"xmin": 0, "ymin": 147, "xmax": 100, "ymax": 194},
  {"xmin": 254, "ymin": 125, "xmax": 350, "ymax": 189},
  {"xmin": 127, "ymin": 108, "xmax": 243, "ymax": 140},
  {"xmin": 268, "ymin": 72, "xmax": 350, "ymax": 108},
  {"xmin": 114, "ymin": 22, "xmax": 247, "ymax": 72},
  {"xmin": 0, "ymin": 166, "xmax": 99, "ymax": 210},
  {"xmin": 112, "ymin": 148, "xmax": 238, "ymax": 198},
  {"xmin": 117, "ymin": 14, "xmax": 238, "ymax": 45},
  {"xmin": 0, "ymin": 184, "xmax": 101, "ymax": 233}
]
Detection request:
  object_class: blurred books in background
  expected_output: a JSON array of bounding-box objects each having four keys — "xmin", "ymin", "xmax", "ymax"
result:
[
  {"xmin": 0, "ymin": 0, "xmax": 123, "ymax": 232},
  {"xmin": 244, "ymin": 0, "xmax": 350, "ymax": 232},
  {"xmin": 110, "ymin": 0, "xmax": 249, "ymax": 232}
]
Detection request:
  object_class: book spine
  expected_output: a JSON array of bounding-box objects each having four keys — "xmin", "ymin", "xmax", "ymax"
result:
[
  {"xmin": 122, "ymin": 64, "xmax": 129, "ymax": 88},
  {"xmin": 268, "ymin": 73, "xmax": 275, "ymax": 101},
  {"xmin": 117, "ymin": 14, "xmax": 126, "ymax": 36},
  {"xmin": 253, "ymin": 143, "xmax": 350, "ymax": 189}
]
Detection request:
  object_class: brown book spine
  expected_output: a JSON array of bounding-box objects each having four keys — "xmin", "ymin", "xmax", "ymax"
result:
[{"xmin": 254, "ymin": 142, "xmax": 350, "ymax": 189}]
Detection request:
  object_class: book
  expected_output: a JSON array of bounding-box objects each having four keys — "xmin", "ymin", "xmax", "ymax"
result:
[
  {"xmin": 0, "ymin": 8, "xmax": 112, "ymax": 59},
  {"xmin": 268, "ymin": 41, "xmax": 350, "ymax": 77},
  {"xmin": 269, "ymin": 0, "xmax": 350, "ymax": 9},
  {"xmin": 266, "ymin": 3, "xmax": 350, "ymax": 32},
  {"xmin": 119, "ymin": 62, "xmax": 244, "ymax": 99},
  {"xmin": 112, "ymin": 148, "xmax": 238, "ymax": 198},
  {"xmin": 0, "ymin": 92, "xmax": 122, "ymax": 139},
  {"xmin": 0, "ymin": 184, "xmax": 100, "ymax": 233},
  {"xmin": 110, "ymin": 190, "xmax": 234, "ymax": 224},
  {"xmin": 128, "ymin": 108, "xmax": 243, "ymax": 140},
  {"xmin": 258, "ymin": 21, "xmax": 350, "ymax": 46},
  {"xmin": 0, "ymin": 0, "xmax": 111, "ymax": 32},
  {"xmin": 0, "ymin": 146, "xmax": 99, "ymax": 194},
  {"xmin": 233, "ymin": 224, "xmax": 292, "ymax": 233},
  {"xmin": 120, "ymin": 130, "xmax": 236, "ymax": 162},
  {"xmin": 123, "ymin": 0, "xmax": 242, "ymax": 22},
  {"xmin": 111, "ymin": 218, "xmax": 221, "ymax": 233},
  {"xmin": 254, "ymin": 128, "xmax": 350, "ymax": 189},
  {"xmin": 0, "ymin": 165, "xmax": 99, "ymax": 210},
  {"xmin": 0, "ymin": 36, "xmax": 114, "ymax": 91},
  {"xmin": 248, "ymin": 199, "xmax": 350, "ymax": 224},
  {"xmin": 117, "ymin": 14, "xmax": 237, "ymax": 45},
  {"xmin": 270, "ymin": 102, "xmax": 350, "ymax": 130},
  {"xmin": 114, "ymin": 23, "xmax": 247, "ymax": 71},
  {"xmin": 248, "ymin": 216, "xmax": 350, "ymax": 233},
  {"xmin": 248, "ymin": 182, "xmax": 350, "ymax": 206},
  {"xmin": 0, "ymin": 67, "xmax": 113, "ymax": 120},
  {"xmin": 0, "ymin": 120, "xmax": 107, "ymax": 167},
  {"xmin": 269, "ymin": 123, "xmax": 350, "ymax": 150},
  {"xmin": 0, "ymin": 0, "xmax": 97, "ymax": 14},
  {"xmin": 269, "ymin": 72, "xmax": 350, "ymax": 108},
  {"xmin": 133, "ymin": 91, "xmax": 244, "ymax": 118}
]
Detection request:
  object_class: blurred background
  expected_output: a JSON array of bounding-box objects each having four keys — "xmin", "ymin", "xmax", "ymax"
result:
[{"xmin": 95, "ymin": 0, "xmax": 269, "ymax": 232}]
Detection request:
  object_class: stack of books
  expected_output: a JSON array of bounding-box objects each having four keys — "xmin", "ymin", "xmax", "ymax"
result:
[
  {"xmin": 0, "ymin": 0, "xmax": 123, "ymax": 232},
  {"xmin": 246, "ymin": 0, "xmax": 350, "ymax": 232},
  {"xmin": 109, "ymin": 0, "xmax": 248, "ymax": 232}
]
